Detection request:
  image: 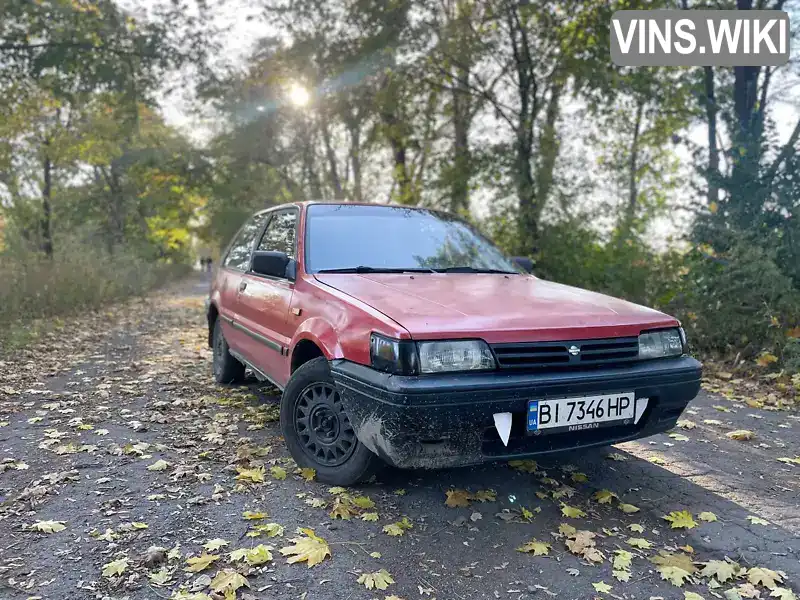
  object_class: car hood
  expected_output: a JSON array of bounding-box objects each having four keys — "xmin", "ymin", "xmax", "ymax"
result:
[{"xmin": 315, "ymin": 273, "xmax": 679, "ymax": 343}]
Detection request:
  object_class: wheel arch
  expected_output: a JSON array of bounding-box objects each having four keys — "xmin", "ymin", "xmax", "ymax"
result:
[{"xmin": 290, "ymin": 318, "xmax": 343, "ymax": 374}]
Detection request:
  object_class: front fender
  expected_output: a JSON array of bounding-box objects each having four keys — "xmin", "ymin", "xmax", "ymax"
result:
[{"xmin": 291, "ymin": 317, "xmax": 344, "ymax": 360}]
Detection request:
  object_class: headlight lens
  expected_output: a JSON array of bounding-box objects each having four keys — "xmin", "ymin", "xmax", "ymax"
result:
[
  {"xmin": 417, "ymin": 340, "xmax": 496, "ymax": 373},
  {"xmin": 370, "ymin": 334, "xmax": 418, "ymax": 375},
  {"xmin": 638, "ymin": 328, "xmax": 684, "ymax": 359}
]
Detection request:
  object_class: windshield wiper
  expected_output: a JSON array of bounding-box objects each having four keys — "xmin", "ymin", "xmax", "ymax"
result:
[
  {"xmin": 316, "ymin": 266, "xmax": 436, "ymax": 274},
  {"xmin": 434, "ymin": 266, "xmax": 520, "ymax": 274}
]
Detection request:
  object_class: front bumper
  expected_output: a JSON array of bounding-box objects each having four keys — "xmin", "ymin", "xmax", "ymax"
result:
[{"xmin": 330, "ymin": 356, "xmax": 702, "ymax": 469}]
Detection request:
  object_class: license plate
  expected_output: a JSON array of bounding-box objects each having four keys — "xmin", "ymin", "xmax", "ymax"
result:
[{"xmin": 527, "ymin": 392, "xmax": 635, "ymax": 434}]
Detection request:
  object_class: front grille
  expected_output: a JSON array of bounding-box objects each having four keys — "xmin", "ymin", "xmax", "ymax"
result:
[{"xmin": 491, "ymin": 337, "xmax": 640, "ymax": 371}]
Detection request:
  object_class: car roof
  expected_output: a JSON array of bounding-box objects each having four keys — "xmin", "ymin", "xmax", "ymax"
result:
[{"xmin": 253, "ymin": 201, "xmax": 450, "ymax": 216}]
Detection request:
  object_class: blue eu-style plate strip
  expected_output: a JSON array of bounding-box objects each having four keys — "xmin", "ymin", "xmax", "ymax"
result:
[{"xmin": 527, "ymin": 401, "xmax": 539, "ymax": 431}]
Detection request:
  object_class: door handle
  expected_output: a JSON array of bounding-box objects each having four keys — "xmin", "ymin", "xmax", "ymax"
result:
[{"xmin": 238, "ymin": 281, "xmax": 247, "ymax": 292}]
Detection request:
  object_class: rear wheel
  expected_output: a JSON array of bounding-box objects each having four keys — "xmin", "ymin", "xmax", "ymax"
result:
[
  {"xmin": 280, "ymin": 357, "xmax": 381, "ymax": 485},
  {"xmin": 212, "ymin": 319, "xmax": 245, "ymax": 384}
]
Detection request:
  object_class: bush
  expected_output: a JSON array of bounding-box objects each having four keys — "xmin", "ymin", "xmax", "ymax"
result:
[
  {"xmin": 0, "ymin": 239, "xmax": 190, "ymax": 334},
  {"xmin": 784, "ymin": 338, "xmax": 800, "ymax": 375}
]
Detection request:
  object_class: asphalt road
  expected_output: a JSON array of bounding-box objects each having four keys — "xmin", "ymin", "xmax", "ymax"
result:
[{"xmin": 0, "ymin": 274, "xmax": 798, "ymax": 600}]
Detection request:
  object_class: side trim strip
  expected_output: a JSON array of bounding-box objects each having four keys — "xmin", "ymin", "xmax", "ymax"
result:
[
  {"xmin": 229, "ymin": 349, "xmax": 285, "ymax": 391},
  {"xmin": 230, "ymin": 320, "xmax": 284, "ymax": 354}
]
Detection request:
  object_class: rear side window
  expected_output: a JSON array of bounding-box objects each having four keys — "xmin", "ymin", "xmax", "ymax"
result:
[
  {"xmin": 257, "ymin": 210, "xmax": 297, "ymax": 259},
  {"xmin": 223, "ymin": 213, "xmax": 268, "ymax": 271}
]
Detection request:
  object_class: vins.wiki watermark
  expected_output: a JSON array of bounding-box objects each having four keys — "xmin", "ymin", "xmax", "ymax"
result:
[{"xmin": 611, "ymin": 10, "xmax": 790, "ymax": 67}]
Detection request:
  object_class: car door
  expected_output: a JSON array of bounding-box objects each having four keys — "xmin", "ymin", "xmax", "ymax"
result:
[
  {"xmin": 234, "ymin": 208, "xmax": 299, "ymax": 384},
  {"xmin": 217, "ymin": 212, "xmax": 270, "ymax": 356}
]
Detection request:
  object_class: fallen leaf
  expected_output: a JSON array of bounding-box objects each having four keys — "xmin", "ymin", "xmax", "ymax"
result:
[
  {"xmin": 628, "ymin": 523, "xmax": 644, "ymax": 533},
  {"xmin": 658, "ymin": 565, "xmax": 694, "ymax": 587},
  {"xmin": 361, "ymin": 512, "xmax": 379, "ymax": 522},
  {"xmin": 445, "ymin": 489, "xmax": 472, "ymax": 508},
  {"xmin": 776, "ymin": 456, "xmax": 800, "ymax": 466},
  {"xmin": 148, "ymin": 567, "xmax": 172, "ymax": 586},
  {"xmin": 295, "ymin": 467, "xmax": 315, "ymax": 481},
  {"xmin": 184, "ymin": 554, "xmax": 219, "ymax": 573},
  {"xmin": 756, "ymin": 352, "xmax": 778, "ymax": 367},
  {"xmin": 701, "ymin": 560, "xmax": 740, "ymax": 583},
  {"xmin": 613, "ymin": 550, "xmax": 633, "ymax": 571},
  {"xmin": 147, "ymin": 459, "xmax": 169, "ymax": 471},
  {"xmin": 242, "ymin": 511, "xmax": 268, "ymax": 520},
  {"xmin": 593, "ymin": 490, "xmax": 618, "ymax": 504},
  {"xmin": 663, "ymin": 510, "xmax": 698, "ymax": 529},
  {"xmin": 592, "ymin": 582, "xmax": 612, "ymax": 594},
  {"xmin": 571, "ymin": 472, "xmax": 588, "ymax": 483},
  {"xmin": 619, "ymin": 503, "xmax": 640, "ymax": 514},
  {"xmin": 747, "ymin": 567, "xmax": 783, "ymax": 589},
  {"xmin": 31, "ymin": 520, "xmax": 66, "ymax": 533},
  {"xmin": 203, "ymin": 539, "xmax": 228, "ymax": 551},
  {"xmin": 236, "ymin": 466, "xmax": 265, "ymax": 483},
  {"xmin": 353, "ymin": 496, "xmax": 376, "ymax": 509},
  {"xmin": 244, "ymin": 544, "xmax": 273, "ymax": 565},
  {"xmin": 699, "ymin": 511, "xmax": 718, "ymax": 522},
  {"xmin": 472, "ymin": 489, "xmax": 497, "ymax": 502},
  {"xmin": 279, "ymin": 528, "xmax": 331, "ymax": 567},
  {"xmin": 102, "ymin": 557, "xmax": 129, "ymax": 578},
  {"xmin": 270, "ymin": 465, "xmax": 287, "ymax": 480},
  {"xmin": 210, "ymin": 569, "xmax": 249, "ymax": 594},
  {"xmin": 606, "ymin": 452, "xmax": 628, "ymax": 461},
  {"xmin": 613, "ymin": 570, "xmax": 631, "ymax": 582},
  {"xmin": 560, "ymin": 503, "xmax": 586, "ymax": 519},
  {"xmin": 517, "ymin": 540, "xmax": 551, "ymax": 556},
  {"xmin": 383, "ymin": 518, "xmax": 413, "ymax": 537},
  {"xmin": 746, "ymin": 515, "xmax": 770, "ymax": 526},
  {"xmin": 357, "ymin": 569, "xmax": 395, "ymax": 591},
  {"xmin": 627, "ymin": 537, "xmax": 652, "ymax": 549},
  {"xmin": 769, "ymin": 588, "xmax": 796, "ymax": 600},
  {"xmin": 685, "ymin": 592, "xmax": 706, "ymax": 600},
  {"xmin": 727, "ymin": 430, "xmax": 755, "ymax": 441},
  {"xmin": 677, "ymin": 420, "xmax": 697, "ymax": 429}
]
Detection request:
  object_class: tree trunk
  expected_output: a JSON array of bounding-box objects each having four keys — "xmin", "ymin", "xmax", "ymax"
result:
[
  {"xmin": 618, "ymin": 98, "xmax": 645, "ymax": 242},
  {"xmin": 703, "ymin": 66, "xmax": 719, "ymax": 206},
  {"xmin": 347, "ymin": 122, "xmax": 363, "ymax": 203},
  {"xmin": 450, "ymin": 62, "xmax": 471, "ymax": 214},
  {"xmin": 534, "ymin": 79, "xmax": 563, "ymax": 222},
  {"xmin": 320, "ymin": 115, "xmax": 344, "ymax": 199},
  {"xmin": 40, "ymin": 142, "xmax": 53, "ymax": 258}
]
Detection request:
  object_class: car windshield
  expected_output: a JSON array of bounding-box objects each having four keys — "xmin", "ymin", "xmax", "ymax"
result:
[{"xmin": 305, "ymin": 204, "xmax": 521, "ymax": 274}]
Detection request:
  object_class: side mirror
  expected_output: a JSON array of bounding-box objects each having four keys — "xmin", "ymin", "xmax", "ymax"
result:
[
  {"xmin": 511, "ymin": 256, "xmax": 534, "ymax": 273},
  {"xmin": 251, "ymin": 251, "xmax": 295, "ymax": 280}
]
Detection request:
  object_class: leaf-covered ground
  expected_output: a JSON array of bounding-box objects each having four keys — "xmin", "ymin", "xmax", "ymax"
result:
[{"xmin": 1, "ymin": 274, "xmax": 798, "ymax": 600}]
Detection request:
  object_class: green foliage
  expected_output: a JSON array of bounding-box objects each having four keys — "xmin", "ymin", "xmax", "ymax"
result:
[{"xmin": 783, "ymin": 338, "xmax": 800, "ymax": 376}]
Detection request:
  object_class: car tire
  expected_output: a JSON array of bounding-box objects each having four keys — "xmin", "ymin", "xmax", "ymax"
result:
[
  {"xmin": 280, "ymin": 357, "xmax": 381, "ymax": 486},
  {"xmin": 212, "ymin": 318, "xmax": 246, "ymax": 384}
]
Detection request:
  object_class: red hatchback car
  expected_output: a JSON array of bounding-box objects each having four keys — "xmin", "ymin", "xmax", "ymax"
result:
[{"xmin": 206, "ymin": 202, "xmax": 702, "ymax": 485}]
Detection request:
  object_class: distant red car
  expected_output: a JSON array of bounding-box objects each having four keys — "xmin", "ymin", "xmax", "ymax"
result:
[{"xmin": 206, "ymin": 202, "xmax": 701, "ymax": 485}]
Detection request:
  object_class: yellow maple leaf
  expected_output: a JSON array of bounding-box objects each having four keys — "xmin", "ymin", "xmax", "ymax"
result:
[
  {"xmin": 31, "ymin": 520, "xmax": 66, "ymax": 533},
  {"xmin": 747, "ymin": 515, "xmax": 770, "ymax": 525},
  {"xmin": 329, "ymin": 496, "xmax": 356, "ymax": 520},
  {"xmin": 516, "ymin": 540, "xmax": 551, "ymax": 556},
  {"xmin": 270, "ymin": 466, "xmax": 287, "ymax": 480},
  {"xmin": 756, "ymin": 352, "xmax": 778, "ymax": 367},
  {"xmin": 147, "ymin": 459, "xmax": 169, "ymax": 471},
  {"xmin": 508, "ymin": 459, "xmax": 538, "ymax": 473},
  {"xmin": 698, "ymin": 511, "xmax": 718, "ymax": 522},
  {"xmin": 210, "ymin": 569, "xmax": 249, "ymax": 594},
  {"xmin": 295, "ymin": 467, "xmax": 315, "ymax": 481},
  {"xmin": 612, "ymin": 550, "xmax": 633, "ymax": 571},
  {"xmin": 236, "ymin": 466, "xmax": 265, "ymax": 483},
  {"xmin": 700, "ymin": 559, "xmax": 739, "ymax": 583},
  {"xmin": 613, "ymin": 569, "xmax": 632, "ymax": 582},
  {"xmin": 777, "ymin": 456, "xmax": 800, "ymax": 465},
  {"xmin": 184, "ymin": 554, "xmax": 219, "ymax": 573},
  {"xmin": 357, "ymin": 569, "xmax": 395, "ymax": 590},
  {"xmin": 361, "ymin": 512, "xmax": 379, "ymax": 522},
  {"xmin": 651, "ymin": 552, "xmax": 697, "ymax": 574},
  {"xmin": 684, "ymin": 592, "xmax": 705, "ymax": 600},
  {"xmin": 747, "ymin": 567, "xmax": 783, "ymax": 589},
  {"xmin": 244, "ymin": 544, "xmax": 273, "ymax": 565},
  {"xmin": 592, "ymin": 582, "xmax": 612, "ymax": 594},
  {"xmin": 592, "ymin": 489, "xmax": 618, "ymax": 504},
  {"xmin": 203, "ymin": 538, "xmax": 228, "ymax": 551},
  {"xmin": 663, "ymin": 510, "xmax": 697, "ymax": 529},
  {"xmin": 558, "ymin": 523, "xmax": 577, "ymax": 537},
  {"xmin": 445, "ymin": 489, "xmax": 472, "ymax": 508},
  {"xmin": 727, "ymin": 430, "xmax": 755, "ymax": 441},
  {"xmin": 657, "ymin": 565, "xmax": 693, "ymax": 587},
  {"xmin": 101, "ymin": 557, "xmax": 129, "ymax": 578},
  {"xmin": 279, "ymin": 528, "xmax": 331, "ymax": 567},
  {"xmin": 571, "ymin": 472, "xmax": 588, "ymax": 483},
  {"xmin": 627, "ymin": 537, "xmax": 652, "ymax": 549},
  {"xmin": 560, "ymin": 503, "xmax": 586, "ymax": 518},
  {"xmin": 352, "ymin": 495, "xmax": 376, "ymax": 509},
  {"xmin": 769, "ymin": 587, "xmax": 796, "ymax": 600},
  {"xmin": 619, "ymin": 503, "xmax": 640, "ymax": 514},
  {"xmin": 628, "ymin": 523, "xmax": 644, "ymax": 533},
  {"xmin": 242, "ymin": 511, "xmax": 268, "ymax": 520}
]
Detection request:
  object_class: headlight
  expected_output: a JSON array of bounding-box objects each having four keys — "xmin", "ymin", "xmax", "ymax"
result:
[
  {"xmin": 638, "ymin": 328, "xmax": 684, "ymax": 359},
  {"xmin": 369, "ymin": 335, "xmax": 496, "ymax": 374},
  {"xmin": 417, "ymin": 340, "xmax": 496, "ymax": 373},
  {"xmin": 370, "ymin": 334, "xmax": 418, "ymax": 375}
]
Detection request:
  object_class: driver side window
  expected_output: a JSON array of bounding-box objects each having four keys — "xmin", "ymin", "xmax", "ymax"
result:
[
  {"xmin": 223, "ymin": 213, "xmax": 268, "ymax": 271},
  {"xmin": 256, "ymin": 210, "xmax": 297, "ymax": 259}
]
